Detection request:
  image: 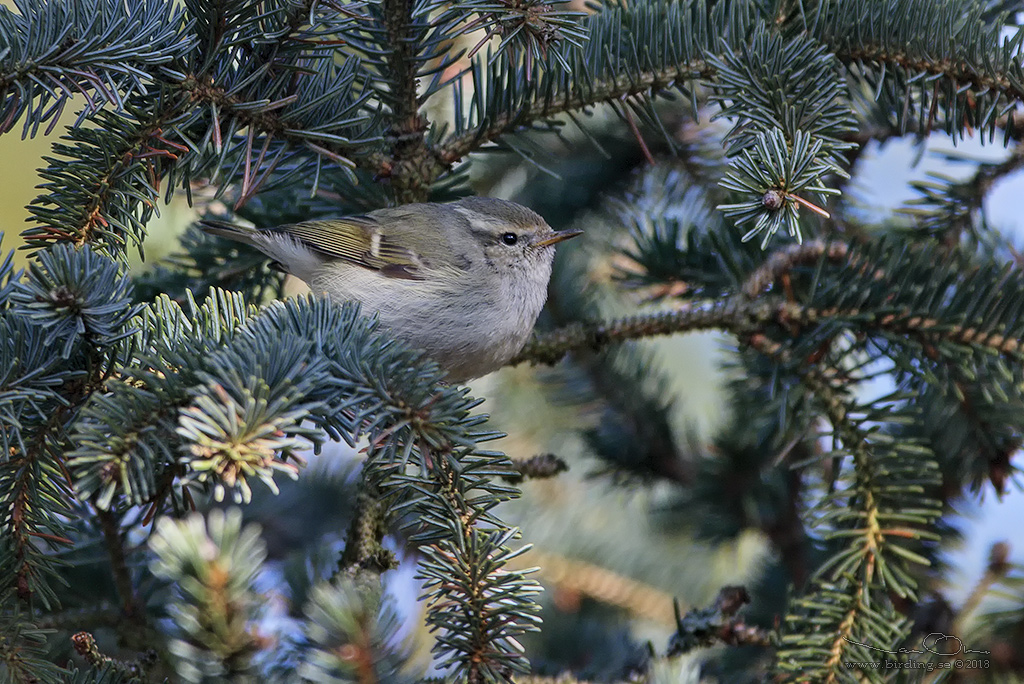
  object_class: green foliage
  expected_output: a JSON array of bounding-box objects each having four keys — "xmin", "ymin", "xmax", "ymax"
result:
[
  {"xmin": 298, "ymin": 573, "xmax": 415, "ymax": 683},
  {"xmin": 0, "ymin": 608, "xmax": 66, "ymax": 684},
  {"xmin": 0, "ymin": 0, "xmax": 193, "ymax": 137},
  {"xmin": 712, "ymin": 25, "xmax": 855, "ymax": 244},
  {"xmin": 5, "ymin": 0, "xmax": 1024, "ymax": 682},
  {"xmin": 149, "ymin": 508, "xmax": 266, "ymax": 682},
  {"xmin": 813, "ymin": 0, "xmax": 1024, "ymax": 142},
  {"xmin": 718, "ymin": 129, "xmax": 844, "ymax": 245},
  {"xmin": 11, "ymin": 244, "xmax": 138, "ymax": 357}
]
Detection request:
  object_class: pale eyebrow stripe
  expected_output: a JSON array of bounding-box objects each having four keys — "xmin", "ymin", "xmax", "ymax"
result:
[
  {"xmin": 451, "ymin": 206, "xmax": 478, "ymax": 222},
  {"xmin": 451, "ymin": 205, "xmax": 503, "ymax": 243}
]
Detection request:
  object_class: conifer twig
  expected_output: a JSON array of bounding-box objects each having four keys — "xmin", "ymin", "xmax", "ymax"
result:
[
  {"xmin": 835, "ymin": 46, "xmax": 1024, "ymax": 108},
  {"xmin": 507, "ymin": 548, "xmax": 677, "ymax": 626},
  {"xmin": 71, "ymin": 631, "xmax": 157, "ymax": 679},
  {"xmin": 96, "ymin": 509, "xmax": 146, "ymax": 638},
  {"xmin": 435, "ymin": 60, "xmax": 716, "ymax": 165},
  {"xmin": 380, "ymin": 0, "xmax": 433, "ymax": 201},
  {"xmin": 511, "ymin": 299, "xmax": 763, "ymax": 366},
  {"xmin": 667, "ymin": 586, "xmax": 770, "ymax": 655},
  {"xmin": 338, "ymin": 489, "xmax": 397, "ymax": 574},
  {"xmin": 34, "ymin": 605, "xmax": 121, "ymax": 631},
  {"xmin": 741, "ymin": 241, "xmax": 850, "ymax": 299},
  {"xmin": 514, "ymin": 293, "xmax": 1024, "ymax": 368},
  {"xmin": 952, "ymin": 542, "xmax": 1011, "ymax": 637}
]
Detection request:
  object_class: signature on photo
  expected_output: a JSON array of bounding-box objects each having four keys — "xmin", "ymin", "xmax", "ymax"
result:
[{"xmin": 843, "ymin": 632, "xmax": 990, "ymax": 657}]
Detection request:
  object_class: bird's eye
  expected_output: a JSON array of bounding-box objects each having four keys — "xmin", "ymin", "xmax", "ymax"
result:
[{"xmin": 501, "ymin": 232, "xmax": 518, "ymax": 246}]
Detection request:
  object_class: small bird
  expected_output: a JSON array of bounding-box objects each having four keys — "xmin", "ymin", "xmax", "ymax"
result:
[{"xmin": 200, "ymin": 197, "xmax": 581, "ymax": 382}]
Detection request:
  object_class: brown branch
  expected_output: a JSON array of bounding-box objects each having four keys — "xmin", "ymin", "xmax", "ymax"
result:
[
  {"xmin": 4, "ymin": 383, "xmax": 83, "ymax": 604},
  {"xmin": 622, "ymin": 107, "xmax": 655, "ymax": 165},
  {"xmin": 742, "ymin": 241, "xmax": 851, "ymax": 299},
  {"xmin": 511, "ymin": 298, "xmax": 766, "ymax": 367},
  {"xmin": 969, "ymin": 138, "xmax": 1024, "ymax": 198},
  {"xmin": 7, "ymin": 456, "xmax": 37, "ymax": 603},
  {"xmin": 953, "ymin": 542, "xmax": 1011, "ymax": 636},
  {"xmin": 923, "ymin": 139, "xmax": 1024, "ymax": 246},
  {"xmin": 507, "ymin": 548, "xmax": 677, "ymax": 626},
  {"xmin": 513, "ymin": 295, "xmax": 1024, "ymax": 369},
  {"xmin": 382, "ymin": 0, "xmax": 422, "ymax": 137},
  {"xmin": 34, "ymin": 605, "xmax": 122, "ymax": 631},
  {"xmin": 835, "ymin": 46, "xmax": 1024, "ymax": 106}
]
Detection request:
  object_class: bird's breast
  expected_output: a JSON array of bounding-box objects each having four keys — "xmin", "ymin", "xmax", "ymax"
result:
[{"xmin": 310, "ymin": 264, "xmax": 543, "ymax": 381}]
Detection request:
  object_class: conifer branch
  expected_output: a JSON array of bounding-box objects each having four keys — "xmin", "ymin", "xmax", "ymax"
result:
[
  {"xmin": 299, "ymin": 573, "xmax": 412, "ymax": 682},
  {"xmin": 7, "ymin": 450, "xmax": 42, "ymax": 602},
  {"xmin": 96, "ymin": 509, "xmax": 147, "ymax": 638},
  {"xmin": 904, "ymin": 140, "xmax": 1024, "ymax": 241},
  {"xmin": 378, "ymin": 0, "xmax": 433, "ymax": 201},
  {"xmin": 382, "ymin": 0, "xmax": 422, "ymax": 132},
  {"xmin": 1, "ymin": 243, "xmax": 128, "ymax": 605},
  {"xmin": 741, "ymin": 240, "xmax": 851, "ymax": 299},
  {"xmin": 522, "ymin": 298, "xmax": 1024, "ymax": 363},
  {"xmin": 512, "ymin": 299, "xmax": 761, "ymax": 366},
  {"xmin": 338, "ymin": 490, "xmax": 396, "ymax": 574},
  {"xmin": 23, "ymin": 96, "xmax": 188, "ymax": 251},
  {"xmin": 4, "ymin": 414, "xmax": 74, "ymax": 606},
  {"xmin": 517, "ymin": 244, "xmax": 1024, "ymax": 367},
  {"xmin": 950, "ymin": 542, "xmax": 1012, "ymax": 642},
  {"xmin": 825, "ymin": 581, "xmax": 867, "ymax": 682},
  {"xmin": 175, "ymin": 74, "xmax": 378, "ymax": 172},
  {"xmin": 148, "ymin": 510, "xmax": 266, "ymax": 679},
  {"xmin": 435, "ymin": 0, "xmax": 757, "ymax": 173},
  {"xmin": 8, "ymin": 0, "xmax": 1024, "ymax": 679},
  {"xmin": 435, "ymin": 59, "xmax": 716, "ymax": 166},
  {"xmin": 774, "ymin": 368, "xmax": 938, "ymax": 681},
  {"xmin": 762, "ymin": 324, "xmax": 941, "ymax": 680},
  {"xmin": 70, "ymin": 631, "xmax": 156, "ymax": 680},
  {"xmin": 390, "ymin": 435, "xmax": 540, "ymax": 680},
  {"xmin": 0, "ymin": 612, "xmax": 65, "ymax": 682},
  {"xmin": 971, "ymin": 141, "xmax": 1024, "ymax": 200},
  {"xmin": 33, "ymin": 605, "xmax": 121, "ymax": 630},
  {"xmin": 814, "ymin": 0, "xmax": 1024, "ymax": 142},
  {"xmin": 835, "ymin": 45, "xmax": 1024, "ymax": 112},
  {"xmin": 511, "ymin": 548, "xmax": 676, "ymax": 625},
  {"xmin": 0, "ymin": 0, "xmax": 193, "ymax": 136}
]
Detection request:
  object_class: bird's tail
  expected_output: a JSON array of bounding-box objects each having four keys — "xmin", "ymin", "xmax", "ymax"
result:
[{"xmin": 198, "ymin": 219, "xmax": 258, "ymax": 246}]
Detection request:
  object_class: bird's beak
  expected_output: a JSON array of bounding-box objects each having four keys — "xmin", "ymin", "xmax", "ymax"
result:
[{"xmin": 535, "ymin": 229, "xmax": 583, "ymax": 247}]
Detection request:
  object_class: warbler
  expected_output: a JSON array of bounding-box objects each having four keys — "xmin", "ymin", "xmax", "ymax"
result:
[{"xmin": 200, "ymin": 197, "xmax": 581, "ymax": 382}]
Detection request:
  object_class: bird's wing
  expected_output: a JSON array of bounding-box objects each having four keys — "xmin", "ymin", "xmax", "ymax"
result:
[{"xmin": 280, "ymin": 217, "xmax": 424, "ymax": 280}]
